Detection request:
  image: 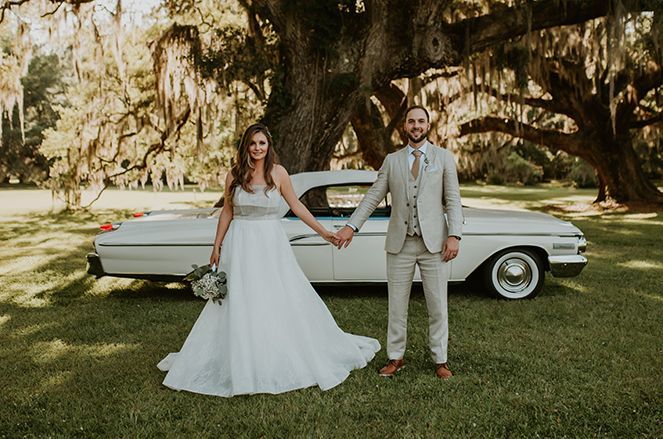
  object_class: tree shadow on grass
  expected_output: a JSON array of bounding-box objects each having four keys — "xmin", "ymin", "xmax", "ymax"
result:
[
  {"xmin": 106, "ymin": 280, "xmax": 196, "ymax": 302},
  {"xmin": 314, "ymin": 281, "xmax": 511, "ymax": 303},
  {"xmin": 313, "ymin": 284, "xmax": 387, "ymax": 299}
]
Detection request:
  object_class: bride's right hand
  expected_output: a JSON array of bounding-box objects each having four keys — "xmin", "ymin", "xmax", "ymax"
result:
[{"xmin": 209, "ymin": 248, "xmax": 220, "ymax": 267}]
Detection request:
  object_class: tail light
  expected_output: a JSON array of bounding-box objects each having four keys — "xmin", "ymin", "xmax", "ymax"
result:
[
  {"xmin": 133, "ymin": 212, "xmax": 144, "ymax": 217},
  {"xmin": 99, "ymin": 223, "xmax": 120, "ymax": 232}
]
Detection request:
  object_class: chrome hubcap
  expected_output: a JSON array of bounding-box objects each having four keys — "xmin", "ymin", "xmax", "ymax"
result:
[{"xmin": 497, "ymin": 258, "xmax": 532, "ymax": 292}]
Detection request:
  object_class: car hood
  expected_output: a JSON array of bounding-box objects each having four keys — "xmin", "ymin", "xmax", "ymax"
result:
[{"xmin": 462, "ymin": 207, "xmax": 582, "ymax": 235}]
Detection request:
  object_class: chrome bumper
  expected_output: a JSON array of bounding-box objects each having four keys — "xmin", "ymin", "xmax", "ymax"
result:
[
  {"xmin": 548, "ymin": 255, "xmax": 588, "ymax": 277},
  {"xmin": 86, "ymin": 252, "xmax": 106, "ymax": 278}
]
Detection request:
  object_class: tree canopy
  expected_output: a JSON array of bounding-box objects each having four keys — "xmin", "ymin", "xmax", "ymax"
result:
[{"xmin": 0, "ymin": 0, "xmax": 661, "ymax": 207}]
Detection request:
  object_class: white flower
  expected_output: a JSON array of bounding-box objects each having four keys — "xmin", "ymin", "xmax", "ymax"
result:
[{"xmin": 191, "ymin": 269, "xmax": 228, "ymax": 304}]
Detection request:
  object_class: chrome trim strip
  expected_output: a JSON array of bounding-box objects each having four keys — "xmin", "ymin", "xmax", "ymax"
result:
[
  {"xmin": 291, "ymin": 243, "xmax": 331, "ymax": 247},
  {"xmin": 99, "ymin": 231, "xmax": 580, "ymax": 247},
  {"xmin": 289, "ymin": 234, "xmax": 320, "ymax": 242},
  {"xmin": 289, "ymin": 232, "xmax": 386, "ymax": 243},
  {"xmin": 98, "ymin": 243, "xmax": 214, "ymax": 247}
]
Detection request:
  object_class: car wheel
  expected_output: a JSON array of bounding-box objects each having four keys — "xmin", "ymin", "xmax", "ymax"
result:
[{"xmin": 483, "ymin": 249, "xmax": 544, "ymax": 299}]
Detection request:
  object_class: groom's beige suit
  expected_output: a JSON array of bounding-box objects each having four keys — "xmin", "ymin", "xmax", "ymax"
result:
[{"xmin": 348, "ymin": 141, "xmax": 463, "ymax": 363}]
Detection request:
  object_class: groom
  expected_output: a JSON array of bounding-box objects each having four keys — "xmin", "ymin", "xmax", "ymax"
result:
[{"xmin": 335, "ymin": 105, "xmax": 463, "ymax": 379}]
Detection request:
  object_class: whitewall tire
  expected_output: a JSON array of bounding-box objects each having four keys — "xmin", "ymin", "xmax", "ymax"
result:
[{"xmin": 483, "ymin": 249, "xmax": 544, "ymax": 299}]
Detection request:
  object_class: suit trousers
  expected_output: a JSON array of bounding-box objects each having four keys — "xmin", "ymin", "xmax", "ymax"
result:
[{"xmin": 386, "ymin": 235, "xmax": 449, "ymax": 363}]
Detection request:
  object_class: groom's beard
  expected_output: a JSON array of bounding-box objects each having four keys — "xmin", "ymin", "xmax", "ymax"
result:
[{"xmin": 406, "ymin": 129, "xmax": 428, "ymax": 144}]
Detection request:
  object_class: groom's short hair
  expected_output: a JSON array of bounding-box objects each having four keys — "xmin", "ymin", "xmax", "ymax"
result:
[{"xmin": 404, "ymin": 105, "xmax": 430, "ymax": 123}]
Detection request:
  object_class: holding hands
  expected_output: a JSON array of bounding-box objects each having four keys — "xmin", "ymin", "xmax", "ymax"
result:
[
  {"xmin": 334, "ymin": 225, "xmax": 355, "ymax": 249},
  {"xmin": 322, "ymin": 230, "xmax": 341, "ymax": 246}
]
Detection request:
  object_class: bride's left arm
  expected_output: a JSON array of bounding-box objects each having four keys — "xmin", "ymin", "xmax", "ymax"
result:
[{"xmin": 277, "ymin": 166, "xmax": 336, "ymax": 243}]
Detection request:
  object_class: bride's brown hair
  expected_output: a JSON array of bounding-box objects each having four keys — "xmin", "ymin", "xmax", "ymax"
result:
[{"xmin": 229, "ymin": 123, "xmax": 279, "ymax": 197}]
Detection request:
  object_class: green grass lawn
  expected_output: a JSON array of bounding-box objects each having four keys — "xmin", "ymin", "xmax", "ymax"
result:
[{"xmin": 0, "ymin": 186, "xmax": 661, "ymax": 437}]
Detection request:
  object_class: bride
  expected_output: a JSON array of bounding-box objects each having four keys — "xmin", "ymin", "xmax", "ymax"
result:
[{"xmin": 157, "ymin": 123, "xmax": 380, "ymax": 397}]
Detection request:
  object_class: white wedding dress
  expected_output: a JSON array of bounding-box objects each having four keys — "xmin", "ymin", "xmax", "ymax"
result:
[{"xmin": 158, "ymin": 185, "xmax": 380, "ymax": 397}]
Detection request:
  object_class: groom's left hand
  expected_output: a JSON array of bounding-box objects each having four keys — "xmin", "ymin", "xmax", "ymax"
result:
[
  {"xmin": 334, "ymin": 226, "xmax": 355, "ymax": 249},
  {"xmin": 442, "ymin": 236, "xmax": 460, "ymax": 262}
]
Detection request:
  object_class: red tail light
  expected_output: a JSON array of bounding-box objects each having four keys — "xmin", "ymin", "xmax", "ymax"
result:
[
  {"xmin": 133, "ymin": 212, "xmax": 144, "ymax": 217},
  {"xmin": 100, "ymin": 223, "xmax": 114, "ymax": 231}
]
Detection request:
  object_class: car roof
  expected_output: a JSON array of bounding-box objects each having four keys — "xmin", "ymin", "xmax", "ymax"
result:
[
  {"xmin": 280, "ymin": 170, "xmax": 378, "ymax": 217},
  {"xmin": 290, "ymin": 170, "xmax": 377, "ymax": 197}
]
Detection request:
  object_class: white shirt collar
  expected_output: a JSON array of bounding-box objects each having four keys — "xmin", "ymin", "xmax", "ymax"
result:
[{"xmin": 407, "ymin": 140, "xmax": 429, "ymax": 157}]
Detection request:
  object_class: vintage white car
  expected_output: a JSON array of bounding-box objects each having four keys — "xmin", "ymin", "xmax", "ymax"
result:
[{"xmin": 87, "ymin": 170, "xmax": 587, "ymax": 299}]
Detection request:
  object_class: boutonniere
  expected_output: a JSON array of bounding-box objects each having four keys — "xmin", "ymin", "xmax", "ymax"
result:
[{"xmin": 423, "ymin": 156, "xmax": 430, "ymax": 171}]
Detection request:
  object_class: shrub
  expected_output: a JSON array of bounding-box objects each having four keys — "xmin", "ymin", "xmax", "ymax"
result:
[
  {"xmin": 568, "ymin": 158, "xmax": 598, "ymax": 188},
  {"xmin": 487, "ymin": 151, "xmax": 543, "ymax": 185}
]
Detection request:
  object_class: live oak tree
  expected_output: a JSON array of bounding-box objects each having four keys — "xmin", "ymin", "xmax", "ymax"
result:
[
  {"xmin": 153, "ymin": 0, "xmax": 656, "ymax": 174},
  {"xmin": 2, "ymin": 0, "xmax": 659, "ymax": 206},
  {"xmin": 458, "ymin": 12, "xmax": 663, "ymax": 203}
]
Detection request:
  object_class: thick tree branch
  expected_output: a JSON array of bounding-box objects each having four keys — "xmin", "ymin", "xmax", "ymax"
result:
[
  {"xmin": 634, "ymin": 60, "xmax": 663, "ymax": 101},
  {"xmin": 459, "ymin": 116, "xmax": 583, "ymax": 156},
  {"xmin": 449, "ymin": 0, "xmax": 653, "ymax": 56},
  {"xmin": 1, "ymin": 0, "xmax": 29, "ymax": 22},
  {"xmin": 629, "ymin": 113, "xmax": 663, "ymax": 129},
  {"xmin": 374, "ymin": 83, "xmax": 408, "ymax": 143},
  {"xmin": 482, "ymin": 85, "xmax": 573, "ymax": 117},
  {"xmin": 351, "ymin": 97, "xmax": 394, "ymax": 169},
  {"xmin": 1, "ymin": 0, "xmax": 96, "ymax": 22}
]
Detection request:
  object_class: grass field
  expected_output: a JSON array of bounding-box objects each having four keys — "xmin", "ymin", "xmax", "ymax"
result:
[{"xmin": 0, "ymin": 185, "xmax": 661, "ymax": 437}]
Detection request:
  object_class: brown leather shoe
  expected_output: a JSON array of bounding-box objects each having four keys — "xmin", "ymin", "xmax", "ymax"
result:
[
  {"xmin": 379, "ymin": 359, "xmax": 404, "ymax": 377},
  {"xmin": 435, "ymin": 362, "xmax": 453, "ymax": 379}
]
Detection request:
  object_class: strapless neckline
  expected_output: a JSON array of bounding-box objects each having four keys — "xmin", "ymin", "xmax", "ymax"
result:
[{"xmin": 243, "ymin": 184, "xmax": 280, "ymax": 194}]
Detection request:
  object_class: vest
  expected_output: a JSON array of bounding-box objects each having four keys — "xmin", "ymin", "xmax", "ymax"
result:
[{"xmin": 406, "ymin": 168, "xmax": 423, "ymax": 236}]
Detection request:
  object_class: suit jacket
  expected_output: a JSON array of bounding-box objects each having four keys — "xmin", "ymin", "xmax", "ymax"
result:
[{"xmin": 349, "ymin": 142, "xmax": 463, "ymax": 254}]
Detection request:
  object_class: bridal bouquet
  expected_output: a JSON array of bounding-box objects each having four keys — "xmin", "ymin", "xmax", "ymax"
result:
[{"xmin": 185, "ymin": 264, "xmax": 228, "ymax": 304}]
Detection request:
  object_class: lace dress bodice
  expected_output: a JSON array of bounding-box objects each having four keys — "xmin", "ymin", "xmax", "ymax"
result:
[{"xmin": 232, "ymin": 185, "xmax": 283, "ymax": 220}]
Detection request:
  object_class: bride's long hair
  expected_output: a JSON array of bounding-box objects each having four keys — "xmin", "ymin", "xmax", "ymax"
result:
[{"xmin": 229, "ymin": 123, "xmax": 279, "ymax": 197}]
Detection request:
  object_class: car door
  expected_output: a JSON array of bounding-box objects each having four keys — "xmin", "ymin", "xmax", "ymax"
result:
[
  {"xmin": 282, "ymin": 186, "xmax": 334, "ymax": 282},
  {"xmin": 328, "ymin": 184, "xmax": 394, "ymax": 281}
]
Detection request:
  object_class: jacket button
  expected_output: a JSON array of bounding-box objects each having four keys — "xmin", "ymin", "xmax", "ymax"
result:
[
  {"xmin": 404, "ymin": 221, "xmax": 408, "ymax": 225},
  {"xmin": 406, "ymin": 203, "xmax": 409, "ymax": 207}
]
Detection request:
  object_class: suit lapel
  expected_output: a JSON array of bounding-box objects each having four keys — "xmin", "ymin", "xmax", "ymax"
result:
[
  {"xmin": 399, "ymin": 147, "xmax": 411, "ymax": 200},
  {"xmin": 418, "ymin": 142, "xmax": 437, "ymax": 192}
]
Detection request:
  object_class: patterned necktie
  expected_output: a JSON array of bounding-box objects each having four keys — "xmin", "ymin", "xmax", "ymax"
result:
[{"xmin": 411, "ymin": 150, "xmax": 423, "ymax": 179}]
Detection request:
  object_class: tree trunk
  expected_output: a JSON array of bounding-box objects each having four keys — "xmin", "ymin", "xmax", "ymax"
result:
[
  {"xmin": 263, "ymin": 70, "xmax": 367, "ymax": 173},
  {"xmin": 584, "ymin": 131, "xmax": 663, "ymax": 204},
  {"xmin": 350, "ymin": 83, "xmax": 407, "ymax": 169}
]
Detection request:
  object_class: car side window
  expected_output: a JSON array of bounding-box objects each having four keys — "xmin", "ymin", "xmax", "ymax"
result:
[
  {"xmin": 286, "ymin": 184, "xmax": 390, "ymax": 218},
  {"xmin": 297, "ymin": 187, "xmax": 332, "ymax": 217}
]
